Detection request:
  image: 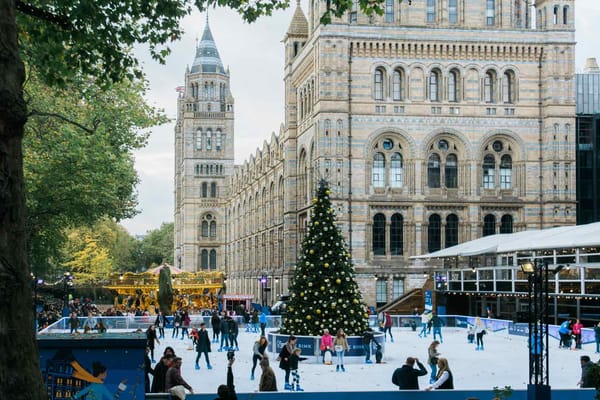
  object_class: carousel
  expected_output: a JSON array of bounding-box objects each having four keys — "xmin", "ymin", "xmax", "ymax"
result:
[{"xmin": 106, "ymin": 264, "xmax": 224, "ymax": 313}]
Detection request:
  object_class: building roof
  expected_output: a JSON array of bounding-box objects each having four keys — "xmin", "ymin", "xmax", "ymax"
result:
[
  {"xmin": 412, "ymin": 222, "xmax": 600, "ymax": 259},
  {"xmin": 286, "ymin": 0, "xmax": 308, "ymax": 37},
  {"xmin": 191, "ymin": 18, "xmax": 227, "ymax": 75}
]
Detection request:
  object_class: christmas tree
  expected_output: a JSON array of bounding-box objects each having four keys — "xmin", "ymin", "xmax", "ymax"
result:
[{"xmin": 281, "ymin": 180, "xmax": 369, "ymax": 336}]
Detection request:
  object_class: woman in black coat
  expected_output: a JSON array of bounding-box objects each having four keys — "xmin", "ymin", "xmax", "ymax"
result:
[
  {"xmin": 276, "ymin": 335, "xmax": 296, "ymax": 390},
  {"xmin": 211, "ymin": 311, "xmax": 221, "ymax": 343},
  {"xmin": 195, "ymin": 322, "xmax": 212, "ymax": 369}
]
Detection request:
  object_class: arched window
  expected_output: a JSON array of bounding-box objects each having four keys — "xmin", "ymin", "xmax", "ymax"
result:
[
  {"xmin": 428, "ymin": 153, "xmax": 441, "ymax": 188},
  {"xmin": 553, "ymin": 5, "xmax": 558, "ymax": 24},
  {"xmin": 445, "ymin": 154, "xmax": 458, "ymax": 188},
  {"xmin": 211, "ymin": 182, "xmax": 217, "ymax": 197},
  {"xmin": 195, "ymin": 164, "xmax": 200, "ymax": 175},
  {"xmin": 448, "ymin": 0, "xmax": 458, "ymax": 24},
  {"xmin": 201, "ymin": 221, "xmax": 209, "ymax": 237},
  {"xmin": 372, "ymin": 152, "xmax": 385, "ymax": 188},
  {"xmin": 390, "ymin": 213, "xmax": 403, "ymax": 255},
  {"xmin": 196, "ymin": 129, "xmax": 202, "ymax": 150},
  {"xmin": 385, "ymin": 0, "xmax": 394, "ymax": 22},
  {"xmin": 483, "ymin": 154, "xmax": 496, "ymax": 189},
  {"xmin": 201, "ymin": 249, "xmax": 209, "ymax": 270},
  {"xmin": 206, "ymin": 129, "xmax": 212, "ymax": 150},
  {"xmin": 209, "ymin": 249, "xmax": 216, "ymax": 269},
  {"xmin": 502, "ymin": 71, "xmax": 514, "ymax": 103},
  {"xmin": 484, "ymin": 71, "xmax": 496, "ymax": 103},
  {"xmin": 499, "ymin": 155, "xmax": 512, "ymax": 189},
  {"xmin": 374, "ymin": 68, "xmax": 385, "ymax": 100},
  {"xmin": 372, "ymin": 213, "xmax": 386, "ymax": 255},
  {"xmin": 563, "ymin": 6, "xmax": 569, "ymax": 24},
  {"xmin": 446, "ymin": 214, "xmax": 459, "ymax": 248},
  {"xmin": 448, "ymin": 70, "xmax": 459, "ymax": 102},
  {"xmin": 426, "ymin": 0, "xmax": 436, "ymax": 23},
  {"xmin": 201, "ymin": 182, "xmax": 208, "ymax": 197},
  {"xmin": 392, "ymin": 69, "xmax": 404, "ymax": 101},
  {"xmin": 210, "ymin": 221, "xmax": 216, "ymax": 237},
  {"xmin": 216, "ymin": 129, "xmax": 222, "ymax": 151},
  {"xmin": 483, "ymin": 214, "xmax": 496, "ymax": 236},
  {"xmin": 429, "ymin": 69, "xmax": 441, "ymax": 101},
  {"xmin": 390, "ymin": 153, "xmax": 403, "ymax": 188},
  {"xmin": 428, "ymin": 214, "xmax": 441, "ymax": 252},
  {"xmin": 500, "ymin": 215, "xmax": 513, "ymax": 234},
  {"xmin": 486, "ymin": 0, "xmax": 495, "ymax": 25}
]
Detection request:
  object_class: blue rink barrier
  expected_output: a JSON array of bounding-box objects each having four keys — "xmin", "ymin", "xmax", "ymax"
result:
[{"xmin": 182, "ymin": 389, "xmax": 595, "ymax": 400}]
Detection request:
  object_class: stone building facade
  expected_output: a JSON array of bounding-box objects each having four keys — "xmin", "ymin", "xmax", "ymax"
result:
[{"xmin": 174, "ymin": 0, "xmax": 576, "ymax": 308}]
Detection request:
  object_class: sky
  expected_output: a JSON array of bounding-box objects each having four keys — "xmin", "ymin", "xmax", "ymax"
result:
[{"xmin": 120, "ymin": 0, "xmax": 600, "ymax": 236}]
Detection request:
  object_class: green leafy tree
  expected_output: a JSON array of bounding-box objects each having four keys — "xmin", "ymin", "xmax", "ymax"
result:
[
  {"xmin": 158, "ymin": 267, "xmax": 174, "ymax": 315},
  {"xmin": 0, "ymin": 1, "xmax": 396, "ymax": 398},
  {"xmin": 24, "ymin": 73, "xmax": 166, "ymax": 276},
  {"xmin": 282, "ymin": 181, "xmax": 368, "ymax": 336},
  {"xmin": 138, "ymin": 222, "xmax": 175, "ymax": 269}
]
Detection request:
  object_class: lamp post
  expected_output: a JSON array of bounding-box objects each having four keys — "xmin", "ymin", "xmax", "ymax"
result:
[
  {"xmin": 62, "ymin": 272, "xmax": 73, "ymax": 316},
  {"xmin": 260, "ymin": 273, "xmax": 268, "ymax": 308},
  {"xmin": 31, "ymin": 273, "xmax": 44, "ymax": 332},
  {"xmin": 520, "ymin": 260, "xmax": 550, "ymax": 400}
]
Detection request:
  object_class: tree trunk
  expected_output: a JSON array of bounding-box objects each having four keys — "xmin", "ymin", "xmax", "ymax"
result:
[{"xmin": 0, "ymin": 0, "xmax": 46, "ymax": 398}]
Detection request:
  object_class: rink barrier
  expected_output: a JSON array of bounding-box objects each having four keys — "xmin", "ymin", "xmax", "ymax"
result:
[
  {"xmin": 179, "ymin": 388, "xmax": 595, "ymax": 400},
  {"xmin": 266, "ymin": 330, "xmax": 385, "ymax": 364},
  {"xmin": 41, "ymin": 314, "xmax": 598, "ymax": 344}
]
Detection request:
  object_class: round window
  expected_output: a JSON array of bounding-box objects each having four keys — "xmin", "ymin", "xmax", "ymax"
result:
[
  {"xmin": 492, "ymin": 140, "xmax": 503, "ymax": 152},
  {"xmin": 438, "ymin": 139, "xmax": 449, "ymax": 151},
  {"xmin": 382, "ymin": 139, "xmax": 394, "ymax": 150},
  {"xmin": 206, "ymin": 214, "xmax": 212, "ymax": 220}
]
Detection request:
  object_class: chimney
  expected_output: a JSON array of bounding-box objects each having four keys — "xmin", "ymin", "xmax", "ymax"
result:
[{"xmin": 584, "ymin": 57, "xmax": 600, "ymax": 74}]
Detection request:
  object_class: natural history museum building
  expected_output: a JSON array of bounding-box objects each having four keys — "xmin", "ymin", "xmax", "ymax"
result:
[{"xmin": 174, "ymin": 0, "xmax": 576, "ymax": 308}]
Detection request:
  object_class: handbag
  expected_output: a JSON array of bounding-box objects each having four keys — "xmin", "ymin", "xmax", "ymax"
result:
[{"xmin": 334, "ymin": 345, "xmax": 344, "ymax": 352}]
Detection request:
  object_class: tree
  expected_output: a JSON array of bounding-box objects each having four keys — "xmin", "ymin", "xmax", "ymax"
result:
[
  {"xmin": 23, "ymin": 73, "xmax": 166, "ymax": 276},
  {"xmin": 282, "ymin": 181, "xmax": 368, "ymax": 336},
  {"xmin": 158, "ymin": 266, "xmax": 174, "ymax": 315},
  {"xmin": 0, "ymin": 1, "xmax": 394, "ymax": 398},
  {"xmin": 137, "ymin": 222, "xmax": 175, "ymax": 269}
]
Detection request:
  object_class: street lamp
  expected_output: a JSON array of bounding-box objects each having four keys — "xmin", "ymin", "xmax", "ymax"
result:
[
  {"xmin": 259, "ymin": 273, "xmax": 268, "ymax": 308},
  {"xmin": 62, "ymin": 272, "xmax": 73, "ymax": 316},
  {"xmin": 31, "ymin": 273, "xmax": 44, "ymax": 332},
  {"xmin": 520, "ymin": 259, "xmax": 550, "ymax": 400}
]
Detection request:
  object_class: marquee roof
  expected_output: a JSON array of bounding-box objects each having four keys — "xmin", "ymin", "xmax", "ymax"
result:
[{"xmin": 412, "ymin": 222, "xmax": 600, "ymax": 259}]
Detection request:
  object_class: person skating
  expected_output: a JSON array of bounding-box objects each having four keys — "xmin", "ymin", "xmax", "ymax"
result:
[
  {"xmin": 320, "ymin": 328, "xmax": 333, "ymax": 364},
  {"xmin": 172, "ymin": 310, "xmax": 182, "ymax": 339},
  {"xmin": 474, "ymin": 317, "xmax": 486, "ymax": 350},
  {"xmin": 228, "ymin": 317, "xmax": 240, "ymax": 350},
  {"xmin": 146, "ymin": 324, "xmax": 160, "ymax": 362},
  {"xmin": 251, "ymin": 336, "xmax": 268, "ymax": 380},
  {"xmin": 219, "ymin": 316, "xmax": 231, "ymax": 351},
  {"xmin": 391, "ymin": 357, "xmax": 428, "ymax": 390},
  {"xmin": 180, "ymin": 310, "xmax": 191, "ymax": 340},
  {"xmin": 383, "ymin": 312, "xmax": 394, "ymax": 342},
  {"xmin": 430, "ymin": 312, "xmax": 444, "ymax": 343},
  {"xmin": 558, "ymin": 319, "xmax": 572, "ymax": 349},
  {"xmin": 211, "ymin": 310, "xmax": 221, "ymax": 343},
  {"xmin": 573, "ymin": 319, "xmax": 584, "ymax": 350},
  {"xmin": 259, "ymin": 310, "xmax": 267, "ymax": 337},
  {"xmin": 276, "ymin": 335, "xmax": 296, "ymax": 390},
  {"xmin": 426, "ymin": 358, "xmax": 454, "ymax": 390},
  {"xmin": 288, "ymin": 348, "xmax": 307, "ymax": 391},
  {"xmin": 155, "ymin": 311, "xmax": 166, "ymax": 339},
  {"xmin": 362, "ymin": 328, "xmax": 375, "ymax": 364},
  {"xmin": 194, "ymin": 322, "xmax": 212, "ymax": 370},
  {"xmin": 333, "ymin": 328, "xmax": 349, "ymax": 372},
  {"xmin": 259, "ymin": 357, "xmax": 278, "ymax": 391},
  {"xmin": 427, "ymin": 340, "xmax": 441, "ymax": 384},
  {"xmin": 418, "ymin": 312, "xmax": 430, "ymax": 338}
]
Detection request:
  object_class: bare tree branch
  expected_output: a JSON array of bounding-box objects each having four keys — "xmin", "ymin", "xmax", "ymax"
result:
[
  {"xmin": 28, "ymin": 110, "xmax": 96, "ymax": 134},
  {"xmin": 16, "ymin": 1, "xmax": 72, "ymax": 30}
]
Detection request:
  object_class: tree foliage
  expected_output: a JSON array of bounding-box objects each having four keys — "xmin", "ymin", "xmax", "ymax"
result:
[
  {"xmin": 282, "ymin": 181, "xmax": 368, "ymax": 336},
  {"xmin": 23, "ymin": 72, "xmax": 167, "ymax": 274},
  {"xmin": 137, "ymin": 222, "xmax": 175, "ymax": 269}
]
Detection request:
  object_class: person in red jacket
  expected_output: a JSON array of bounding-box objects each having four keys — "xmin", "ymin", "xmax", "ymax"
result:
[
  {"xmin": 383, "ymin": 312, "xmax": 394, "ymax": 342},
  {"xmin": 573, "ymin": 319, "xmax": 584, "ymax": 350},
  {"xmin": 320, "ymin": 329, "xmax": 333, "ymax": 364}
]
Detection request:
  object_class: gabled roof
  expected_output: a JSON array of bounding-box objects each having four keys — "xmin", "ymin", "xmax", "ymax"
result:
[{"xmin": 412, "ymin": 222, "xmax": 600, "ymax": 259}]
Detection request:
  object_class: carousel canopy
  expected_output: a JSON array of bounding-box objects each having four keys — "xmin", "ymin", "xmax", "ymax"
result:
[{"xmin": 147, "ymin": 264, "xmax": 184, "ymax": 275}]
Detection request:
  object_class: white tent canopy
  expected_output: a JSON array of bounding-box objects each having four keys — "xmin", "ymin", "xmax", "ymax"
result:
[{"xmin": 412, "ymin": 221, "xmax": 600, "ymax": 259}]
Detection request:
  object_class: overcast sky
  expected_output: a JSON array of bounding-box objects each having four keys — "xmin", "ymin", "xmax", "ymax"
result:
[{"xmin": 120, "ymin": 0, "xmax": 600, "ymax": 236}]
